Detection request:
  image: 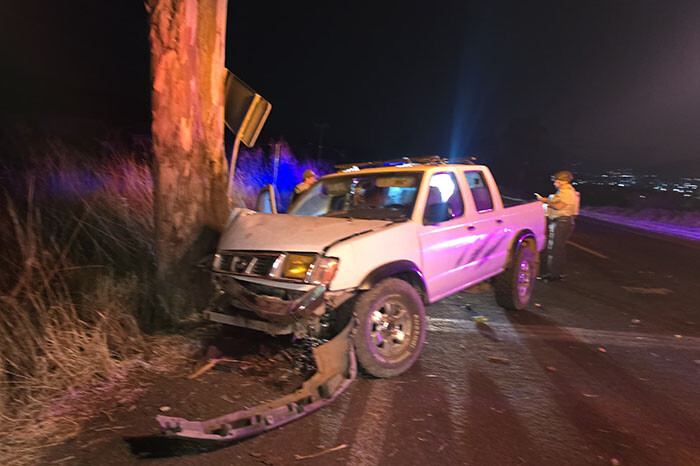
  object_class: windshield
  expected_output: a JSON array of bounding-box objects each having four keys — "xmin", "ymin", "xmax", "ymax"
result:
[{"xmin": 288, "ymin": 172, "xmax": 423, "ymax": 220}]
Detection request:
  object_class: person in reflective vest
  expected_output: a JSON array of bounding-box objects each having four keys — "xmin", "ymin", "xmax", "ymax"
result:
[{"xmin": 536, "ymin": 170, "xmax": 580, "ymax": 281}]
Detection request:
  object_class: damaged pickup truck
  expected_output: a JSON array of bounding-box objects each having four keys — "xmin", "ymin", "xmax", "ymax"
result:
[{"xmin": 206, "ymin": 156, "xmax": 546, "ymax": 378}]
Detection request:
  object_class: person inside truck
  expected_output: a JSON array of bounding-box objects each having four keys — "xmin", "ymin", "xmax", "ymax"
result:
[
  {"xmin": 291, "ymin": 169, "xmax": 317, "ymax": 204},
  {"xmin": 536, "ymin": 170, "xmax": 580, "ymax": 281}
]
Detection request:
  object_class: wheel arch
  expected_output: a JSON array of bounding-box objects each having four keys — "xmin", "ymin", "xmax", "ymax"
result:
[
  {"xmin": 505, "ymin": 230, "xmax": 539, "ymax": 270},
  {"xmin": 358, "ymin": 260, "xmax": 428, "ymax": 304}
]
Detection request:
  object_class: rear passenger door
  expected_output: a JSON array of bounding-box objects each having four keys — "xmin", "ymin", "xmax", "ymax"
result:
[{"xmin": 462, "ymin": 170, "xmax": 508, "ymax": 276}]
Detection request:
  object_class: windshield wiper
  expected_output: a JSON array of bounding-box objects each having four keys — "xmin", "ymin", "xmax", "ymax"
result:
[{"xmin": 322, "ymin": 210, "xmax": 352, "ymax": 219}]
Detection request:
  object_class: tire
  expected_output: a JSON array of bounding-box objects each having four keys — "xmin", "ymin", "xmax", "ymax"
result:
[
  {"xmin": 352, "ymin": 278, "xmax": 426, "ymax": 378},
  {"xmin": 494, "ymin": 242, "xmax": 537, "ymax": 310}
]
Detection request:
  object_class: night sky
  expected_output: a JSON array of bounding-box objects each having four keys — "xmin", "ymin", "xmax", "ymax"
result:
[{"xmin": 2, "ymin": 1, "xmax": 700, "ymax": 172}]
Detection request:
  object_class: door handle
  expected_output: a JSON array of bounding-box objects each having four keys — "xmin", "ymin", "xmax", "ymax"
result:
[
  {"xmin": 467, "ymin": 225, "xmax": 476, "ymax": 231},
  {"xmin": 496, "ymin": 219, "xmax": 504, "ymax": 224}
]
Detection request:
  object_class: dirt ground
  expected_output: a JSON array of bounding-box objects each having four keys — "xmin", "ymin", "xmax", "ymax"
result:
[{"xmin": 37, "ymin": 323, "xmax": 322, "ymax": 465}]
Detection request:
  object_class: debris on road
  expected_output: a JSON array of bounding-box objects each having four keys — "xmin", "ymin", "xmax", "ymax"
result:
[
  {"xmin": 50, "ymin": 455, "xmax": 76, "ymax": 464},
  {"xmin": 471, "ymin": 315, "xmax": 488, "ymax": 322},
  {"xmin": 630, "ymin": 319, "xmax": 641, "ymax": 324},
  {"xmin": 159, "ymin": 406, "xmax": 171, "ymax": 412},
  {"xmin": 598, "ymin": 347, "xmax": 607, "ymax": 353},
  {"xmin": 622, "ymin": 286, "xmax": 673, "ymax": 295},
  {"xmin": 249, "ymin": 451, "xmax": 275, "ymax": 465},
  {"xmin": 93, "ymin": 425, "xmax": 129, "ymax": 432},
  {"xmin": 488, "ymin": 356, "xmax": 510, "ymax": 365},
  {"xmin": 187, "ymin": 357, "xmax": 246, "ymax": 379},
  {"xmin": 674, "ymin": 334, "xmax": 683, "ymax": 338},
  {"xmin": 535, "ymin": 303, "xmax": 542, "ymax": 308},
  {"xmin": 463, "ymin": 282, "xmax": 492, "ymax": 294},
  {"xmin": 546, "ymin": 366, "xmax": 557, "ymax": 372},
  {"xmin": 611, "ymin": 458, "xmax": 621, "ymax": 465},
  {"xmin": 294, "ymin": 444, "xmax": 348, "ymax": 460}
]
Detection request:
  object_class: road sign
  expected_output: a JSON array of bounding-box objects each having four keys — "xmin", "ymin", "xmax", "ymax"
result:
[{"xmin": 224, "ymin": 70, "xmax": 271, "ymax": 148}]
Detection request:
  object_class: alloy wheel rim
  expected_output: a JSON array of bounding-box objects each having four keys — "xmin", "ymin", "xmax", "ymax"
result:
[
  {"xmin": 517, "ymin": 259, "xmax": 532, "ymax": 298},
  {"xmin": 368, "ymin": 299, "xmax": 412, "ymax": 360}
]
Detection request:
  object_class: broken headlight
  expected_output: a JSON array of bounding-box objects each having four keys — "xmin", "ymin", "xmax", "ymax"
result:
[{"xmin": 306, "ymin": 257, "xmax": 339, "ymax": 285}]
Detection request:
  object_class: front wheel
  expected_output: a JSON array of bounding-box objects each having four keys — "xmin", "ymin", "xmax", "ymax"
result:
[
  {"xmin": 352, "ymin": 278, "xmax": 426, "ymax": 378},
  {"xmin": 494, "ymin": 242, "xmax": 537, "ymax": 310}
]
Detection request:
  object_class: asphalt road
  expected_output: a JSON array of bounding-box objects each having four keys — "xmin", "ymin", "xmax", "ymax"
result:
[{"xmin": 45, "ymin": 217, "xmax": 700, "ymax": 466}]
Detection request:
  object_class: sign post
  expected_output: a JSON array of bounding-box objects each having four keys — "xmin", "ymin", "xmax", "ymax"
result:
[{"xmin": 223, "ymin": 70, "xmax": 272, "ymax": 204}]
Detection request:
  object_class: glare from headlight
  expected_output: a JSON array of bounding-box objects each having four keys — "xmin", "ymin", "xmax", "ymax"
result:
[{"xmin": 282, "ymin": 254, "xmax": 315, "ymax": 279}]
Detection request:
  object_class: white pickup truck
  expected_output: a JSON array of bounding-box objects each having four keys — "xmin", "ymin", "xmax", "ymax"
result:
[{"xmin": 207, "ymin": 157, "xmax": 546, "ymax": 378}]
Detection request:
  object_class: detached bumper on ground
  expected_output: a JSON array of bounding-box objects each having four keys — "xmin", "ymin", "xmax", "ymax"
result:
[{"xmin": 156, "ymin": 321, "xmax": 356, "ymax": 442}]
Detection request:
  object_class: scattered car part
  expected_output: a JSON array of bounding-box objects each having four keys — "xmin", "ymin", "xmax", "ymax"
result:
[{"xmin": 156, "ymin": 322, "xmax": 356, "ymax": 441}]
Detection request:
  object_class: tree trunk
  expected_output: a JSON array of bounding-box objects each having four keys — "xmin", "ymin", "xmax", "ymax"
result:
[{"xmin": 146, "ymin": 0, "xmax": 229, "ymax": 321}]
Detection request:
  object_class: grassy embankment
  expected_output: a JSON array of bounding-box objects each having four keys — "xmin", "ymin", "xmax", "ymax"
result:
[{"xmin": 0, "ymin": 139, "xmax": 326, "ymax": 465}]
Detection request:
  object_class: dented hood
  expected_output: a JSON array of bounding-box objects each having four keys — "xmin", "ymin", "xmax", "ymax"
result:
[{"xmin": 218, "ymin": 209, "xmax": 392, "ymax": 253}]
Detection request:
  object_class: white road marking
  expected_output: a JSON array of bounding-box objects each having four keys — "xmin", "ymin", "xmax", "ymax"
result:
[
  {"xmin": 318, "ymin": 381, "xmax": 352, "ymax": 445},
  {"xmin": 427, "ymin": 317, "xmax": 700, "ymax": 349},
  {"xmin": 566, "ymin": 240, "xmax": 609, "ymax": 259},
  {"xmin": 420, "ymin": 341, "xmax": 471, "ymax": 440},
  {"xmin": 346, "ymin": 380, "xmax": 393, "ymax": 466}
]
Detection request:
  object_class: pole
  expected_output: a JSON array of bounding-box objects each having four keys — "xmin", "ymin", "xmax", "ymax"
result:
[
  {"xmin": 227, "ymin": 136, "xmax": 241, "ymax": 206},
  {"xmin": 273, "ymin": 142, "xmax": 280, "ymax": 188}
]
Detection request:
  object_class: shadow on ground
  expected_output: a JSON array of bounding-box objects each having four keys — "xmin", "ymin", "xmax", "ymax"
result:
[{"xmin": 125, "ymin": 435, "xmax": 235, "ymax": 459}]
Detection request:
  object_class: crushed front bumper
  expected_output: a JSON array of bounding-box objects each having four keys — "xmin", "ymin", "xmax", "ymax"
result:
[
  {"xmin": 157, "ymin": 321, "xmax": 356, "ymax": 441},
  {"xmin": 213, "ymin": 273, "xmax": 325, "ymax": 318},
  {"xmin": 209, "ymin": 274, "xmax": 355, "ymax": 336}
]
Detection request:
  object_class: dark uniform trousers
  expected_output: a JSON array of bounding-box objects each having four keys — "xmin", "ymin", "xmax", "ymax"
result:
[{"xmin": 547, "ymin": 216, "xmax": 575, "ymax": 277}]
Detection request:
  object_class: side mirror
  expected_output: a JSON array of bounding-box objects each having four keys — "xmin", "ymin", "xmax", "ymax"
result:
[
  {"xmin": 423, "ymin": 202, "xmax": 451, "ymax": 225},
  {"xmin": 255, "ymin": 184, "xmax": 277, "ymax": 214}
]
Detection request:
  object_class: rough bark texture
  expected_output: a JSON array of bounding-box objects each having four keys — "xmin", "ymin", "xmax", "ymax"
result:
[{"xmin": 146, "ymin": 0, "xmax": 229, "ymax": 320}]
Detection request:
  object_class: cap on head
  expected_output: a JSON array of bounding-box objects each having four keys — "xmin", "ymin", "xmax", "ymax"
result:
[
  {"xmin": 552, "ymin": 170, "xmax": 573, "ymax": 182},
  {"xmin": 303, "ymin": 169, "xmax": 317, "ymax": 180}
]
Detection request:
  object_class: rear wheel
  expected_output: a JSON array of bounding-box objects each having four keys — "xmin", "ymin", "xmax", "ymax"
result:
[
  {"xmin": 494, "ymin": 242, "xmax": 537, "ymax": 310},
  {"xmin": 352, "ymin": 278, "xmax": 426, "ymax": 378}
]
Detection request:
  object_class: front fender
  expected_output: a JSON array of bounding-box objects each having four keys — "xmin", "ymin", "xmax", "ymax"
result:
[{"xmin": 358, "ymin": 260, "xmax": 426, "ymax": 300}]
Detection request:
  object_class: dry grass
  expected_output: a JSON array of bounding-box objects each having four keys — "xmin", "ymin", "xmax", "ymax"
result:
[
  {"xmin": 0, "ymin": 147, "xmax": 156, "ymax": 466},
  {"xmin": 0, "ymin": 137, "xmax": 318, "ymax": 464}
]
